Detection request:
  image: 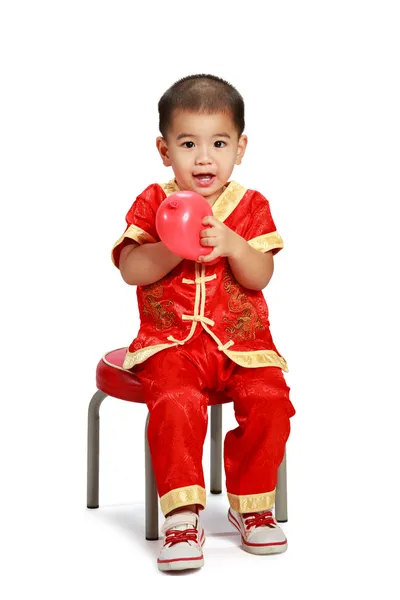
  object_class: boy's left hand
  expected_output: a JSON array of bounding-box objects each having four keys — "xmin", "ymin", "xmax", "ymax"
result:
[{"xmin": 198, "ymin": 216, "xmax": 244, "ymax": 263}]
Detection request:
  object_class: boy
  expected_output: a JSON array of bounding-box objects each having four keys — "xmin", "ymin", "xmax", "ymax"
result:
[{"xmin": 112, "ymin": 74, "xmax": 295, "ymax": 571}]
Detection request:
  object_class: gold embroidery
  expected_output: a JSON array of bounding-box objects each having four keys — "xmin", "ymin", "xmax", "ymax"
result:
[
  {"xmin": 224, "ymin": 349, "xmax": 288, "ymax": 372},
  {"xmin": 159, "ymin": 180, "xmax": 180, "ymax": 196},
  {"xmin": 159, "ymin": 180, "xmax": 247, "ymax": 223},
  {"xmin": 123, "ymin": 342, "xmax": 288, "ymax": 371},
  {"xmin": 111, "ymin": 224, "xmax": 156, "ymax": 265},
  {"xmin": 212, "ymin": 181, "xmax": 247, "ymax": 223},
  {"xmin": 222, "ymin": 270, "xmax": 265, "ymax": 341},
  {"xmin": 122, "ymin": 253, "xmax": 289, "ymax": 372},
  {"xmin": 197, "ymin": 264, "xmax": 288, "ymax": 371},
  {"xmin": 160, "ymin": 485, "xmax": 207, "ymax": 516},
  {"xmin": 123, "ymin": 343, "xmax": 177, "ymax": 369},
  {"xmin": 142, "ymin": 281, "xmax": 176, "ymax": 331},
  {"xmin": 227, "ymin": 490, "xmax": 276, "ymax": 513},
  {"xmin": 248, "ymin": 231, "xmax": 284, "ymax": 253}
]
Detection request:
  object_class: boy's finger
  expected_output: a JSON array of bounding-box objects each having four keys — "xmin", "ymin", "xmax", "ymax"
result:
[{"xmin": 199, "ymin": 249, "xmax": 218, "ymax": 262}]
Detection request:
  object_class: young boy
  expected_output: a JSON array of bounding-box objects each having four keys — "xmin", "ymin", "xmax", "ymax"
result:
[{"xmin": 112, "ymin": 74, "xmax": 296, "ymax": 571}]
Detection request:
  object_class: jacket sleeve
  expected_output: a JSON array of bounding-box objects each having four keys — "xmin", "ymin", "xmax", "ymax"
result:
[
  {"xmin": 111, "ymin": 184, "xmax": 163, "ymax": 268},
  {"xmin": 245, "ymin": 192, "xmax": 284, "ymax": 255}
]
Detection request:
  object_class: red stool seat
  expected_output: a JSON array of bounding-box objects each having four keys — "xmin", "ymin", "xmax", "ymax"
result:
[{"xmin": 96, "ymin": 348, "xmax": 232, "ymax": 405}]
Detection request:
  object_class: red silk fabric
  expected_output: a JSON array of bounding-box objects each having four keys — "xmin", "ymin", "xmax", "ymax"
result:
[
  {"xmin": 133, "ymin": 331, "xmax": 295, "ymax": 501},
  {"xmin": 112, "ymin": 182, "xmax": 286, "ymax": 363}
]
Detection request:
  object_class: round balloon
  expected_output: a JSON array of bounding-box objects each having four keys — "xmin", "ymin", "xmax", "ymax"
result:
[{"xmin": 156, "ymin": 190, "xmax": 221, "ymax": 265}]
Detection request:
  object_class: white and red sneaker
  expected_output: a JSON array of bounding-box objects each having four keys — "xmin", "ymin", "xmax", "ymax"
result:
[
  {"xmin": 157, "ymin": 510, "xmax": 205, "ymax": 571},
  {"xmin": 228, "ymin": 508, "xmax": 288, "ymax": 555}
]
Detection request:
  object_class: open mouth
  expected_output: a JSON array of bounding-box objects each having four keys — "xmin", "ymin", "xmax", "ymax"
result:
[{"xmin": 193, "ymin": 173, "xmax": 216, "ymax": 187}]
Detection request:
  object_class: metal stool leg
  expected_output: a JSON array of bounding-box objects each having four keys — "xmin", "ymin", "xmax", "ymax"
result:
[
  {"xmin": 87, "ymin": 390, "xmax": 108, "ymax": 508},
  {"xmin": 210, "ymin": 404, "xmax": 222, "ymax": 494},
  {"xmin": 145, "ymin": 412, "xmax": 159, "ymax": 540},
  {"xmin": 275, "ymin": 448, "xmax": 288, "ymax": 522}
]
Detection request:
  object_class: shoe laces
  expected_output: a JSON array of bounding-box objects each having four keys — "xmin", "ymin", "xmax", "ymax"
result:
[
  {"xmin": 244, "ymin": 510, "xmax": 276, "ymax": 531},
  {"xmin": 164, "ymin": 527, "xmax": 198, "ymax": 546}
]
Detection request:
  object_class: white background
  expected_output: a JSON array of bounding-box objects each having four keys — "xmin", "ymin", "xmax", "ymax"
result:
[{"xmin": 1, "ymin": 1, "xmax": 399, "ymax": 597}]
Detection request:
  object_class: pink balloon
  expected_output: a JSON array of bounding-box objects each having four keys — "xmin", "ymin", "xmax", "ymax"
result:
[{"xmin": 156, "ymin": 191, "xmax": 221, "ymax": 265}]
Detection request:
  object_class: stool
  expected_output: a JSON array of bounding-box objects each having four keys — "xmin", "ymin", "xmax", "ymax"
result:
[{"xmin": 87, "ymin": 347, "xmax": 288, "ymax": 540}]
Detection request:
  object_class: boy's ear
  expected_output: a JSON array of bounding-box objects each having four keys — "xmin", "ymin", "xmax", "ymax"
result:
[
  {"xmin": 156, "ymin": 136, "xmax": 172, "ymax": 167},
  {"xmin": 235, "ymin": 134, "xmax": 248, "ymax": 165}
]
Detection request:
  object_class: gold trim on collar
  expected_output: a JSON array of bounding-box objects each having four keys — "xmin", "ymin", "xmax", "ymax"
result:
[
  {"xmin": 227, "ymin": 489, "xmax": 276, "ymax": 513},
  {"xmin": 160, "ymin": 485, "xmax": 207, "ymax": 516},
  {"xmin": 212, "ymin": 181, "xmax": 247, "ymax": 223},
  {"xmin": 248, "ymin": 231, "xmax": 284, "ymax": 253},
  {"xmin": 159, "ymin": 180, "xmax": 247, "ymax": 223},
  {"xmin": 159, "ymin": 180, "xmax": 180, "ymax": 196}
]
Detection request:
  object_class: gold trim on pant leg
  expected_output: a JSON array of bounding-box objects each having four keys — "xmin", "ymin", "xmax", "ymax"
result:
[
  {"xmin": 160, "ymin": 485, "xmax": 207, "ymax": 516},
  {"xmin": 227, "ymin": 490, "xmax": 276, "ymax": 513}
]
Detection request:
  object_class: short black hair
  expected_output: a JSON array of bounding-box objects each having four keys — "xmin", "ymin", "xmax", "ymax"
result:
[{"xmin": 158, "ymin": 74, "xmax": 245, "ymax": 138}]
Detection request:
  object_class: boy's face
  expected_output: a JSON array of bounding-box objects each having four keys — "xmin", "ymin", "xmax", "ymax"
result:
[{"xmin": 156, "ymin": 111, "xmax": 247, "ymax": 206}]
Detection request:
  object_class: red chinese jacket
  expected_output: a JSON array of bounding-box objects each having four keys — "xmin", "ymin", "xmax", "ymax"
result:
[{"xmin": 112, "ymin": 180, "xmax": 288, "ymax": 372}]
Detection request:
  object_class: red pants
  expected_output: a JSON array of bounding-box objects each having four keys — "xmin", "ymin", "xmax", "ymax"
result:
[{"xmin": 133, "ymin": 331, "xmax": 295, "ymax": 516}]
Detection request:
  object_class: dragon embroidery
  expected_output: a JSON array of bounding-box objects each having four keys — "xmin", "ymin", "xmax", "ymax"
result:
[
  {"xmin": 142, "ymin": 280, "xmax": 176, "ymax": 331},
  {"xmin": 222, "ymin": 269, "xmax": 264, "ymax": 341}
]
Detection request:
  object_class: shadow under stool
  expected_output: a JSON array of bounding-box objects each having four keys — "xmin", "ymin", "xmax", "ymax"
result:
[{"xmin": 87, "ymin": 347, "xmax": 288, "ymax": 540}]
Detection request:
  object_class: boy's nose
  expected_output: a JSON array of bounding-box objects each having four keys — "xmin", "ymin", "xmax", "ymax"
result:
[{"xmin": 195, "ymin": 147, "xmax": 213, "ymax": 165}]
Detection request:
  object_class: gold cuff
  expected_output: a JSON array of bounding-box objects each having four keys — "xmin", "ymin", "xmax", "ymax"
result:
[
  {"xmin": 227, "ymin": 489, "xmax": 276, "ymax": 513},
  {"xmin": 160, "ymin": 485, "xmax": 206, "ymax": 516},
  {"xmin": 248, "ymin": 231, "xmax": 284, "ymax": 253}
]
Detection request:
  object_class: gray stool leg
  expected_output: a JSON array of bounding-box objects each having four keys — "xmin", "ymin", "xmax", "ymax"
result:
[
  {"xmin": 275, "ymin": 448, "xmax": 288, "ymax": 522},
  {"xmin": 210, "ymin": 404, "xmax": 222, "ymax": 494},
  {"xmin": 87, "ymin": 390, "xmax": 108, "ymax": 508},
  {"xmin": 145, "ymin": 412, "xmax": 159, "ymax": 540}
]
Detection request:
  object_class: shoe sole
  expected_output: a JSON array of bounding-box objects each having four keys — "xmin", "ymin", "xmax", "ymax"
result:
[
  {"xmin": 158, "ymin": 555, "xmax": 204, "ymax": 571},
  {"xmin": 228, "ymin": 510, "xmax": 288, "ymax": 555}
]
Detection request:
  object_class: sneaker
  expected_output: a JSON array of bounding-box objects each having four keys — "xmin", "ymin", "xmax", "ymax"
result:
[
  {"xmin": 228, "ymin": 507, "xmax": 288, "ymax": 555},
  {"xmin": 157, "ymin": 509, "xmax": 205, "ymax": 571}
]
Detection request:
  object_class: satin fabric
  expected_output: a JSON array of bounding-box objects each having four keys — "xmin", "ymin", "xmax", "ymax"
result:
[
  {"xmin": 113, "ymin": 180, "xmax": 295, "ymax": 514},
  {"xmin": 133, "ymin": 330, "xmax": 295, "ymax": 515},
  {"xmin": 111, "ymin": 181, "xmax": 288, "ymax": 372}
]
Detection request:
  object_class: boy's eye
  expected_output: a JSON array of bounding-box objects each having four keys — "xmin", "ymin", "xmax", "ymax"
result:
[
  {"xmin": 214, "ymin": 140, "xmax": 226, "ymax": 148},
  {"xmin": 182, "ymin": 141, "xmax": 195, "ymax": 148}
]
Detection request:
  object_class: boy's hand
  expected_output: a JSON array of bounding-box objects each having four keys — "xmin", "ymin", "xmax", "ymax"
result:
[{"xmin": 197, "ymin": 216, "xmax": 245, "ymax": 263}]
